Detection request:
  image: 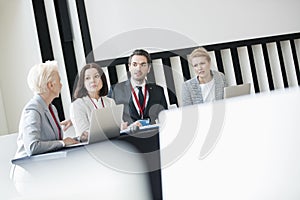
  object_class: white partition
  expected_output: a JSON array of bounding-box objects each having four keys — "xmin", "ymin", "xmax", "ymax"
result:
[
  {"xmin": 159, "ymin": 88, "xmax": 300, "ymax": 200},
  {"xmin": 0, "ymin": 88, "xmax": 8, "ymax": 135},
  {"xmin": 2, "ymin": 137, "xmax": 152, "ymax": 199}
]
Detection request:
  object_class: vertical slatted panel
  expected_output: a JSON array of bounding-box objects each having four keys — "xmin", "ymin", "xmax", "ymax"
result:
[
  {"xmin": 266, "ymin": 42, "xmax": 284, "ymax": 89},
  {"xmin": 44, "ymin": 0, "xmax": 69, "ymax": 119},
  {"xmin": 247, "ymin": 46, "xmax": 260, "ymax": 93},
  {"xmin": 252, "ymin": 44, "xmax": 270, "ymax": 92},
  {"xmin": 107, "ymin": 66, "xmax": 118, "ymax": 85},
  {"xmin": 290, "ymin": 39, "xmax": 300, "ymax": 85},
  {"xmin": 230, "ymin": 48, "xmax": 243, "ymax": 85},
  {"xmin": 261, "ymin": 44, "xmax": 274, "ymax": 90},
  {"xmin": 162, "ymin": 58, "xmax": 178, "ymax": 106},
  {"xmin": 67, "ymin": 0, "xmax": 86, "ymax": 70},
  {"xmin": 180, "ymin": 55, "xmax": 191, "ymax": 81},
  {"xmin": 280, "ymin": 40, "xmax": 298, "ymax": 87},
  {"xmin": 170, "ymin": 56, "xmax": 184, "ymax": 107},
  {"xmin": 152, "ymin": 59, "xmax": 170, "ymax": 106},
  {"xmin": 294, "ymin": 39, "xmax": 300, "ymax": 70},
  {"xmin": 221, "ymin": 49, "xmax": 236, "ymax": 86},
  {"xmin": 208, "ymin": 51, "xmax": 218, "ymax": 71},
  {"xmin": 237, "ymin": 46, "xmax": 255, "ymax": 93},
  {"xmin": 116, "ymin": 64, "xmax": 128, "ymax": 83},
  {"xmin": 102, "ymin": 67, "xmax": 111, "ymax": 89},
  {"xmin": 275, "ymin": 41, "xmax": 289, "ymax": 88},
  {"xmin": 214, "ymin": 50, "xmax": 225, "ymax": 73},
  {"xmin": 187, "ymin": 54, "xmax": 196, "ymax": 78},
  {"xmin": 147, "ymin": 62, "xmax": 156, "ymax": 83}
]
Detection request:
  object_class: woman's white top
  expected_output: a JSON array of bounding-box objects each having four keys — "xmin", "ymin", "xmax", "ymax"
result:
[
  {"xmin": 70, "ymin": 95, "xmax": 116, "ymax": 136},
  {"xmin": 199, "ymin": 78, "xmax": 215, "ymax": 103}
]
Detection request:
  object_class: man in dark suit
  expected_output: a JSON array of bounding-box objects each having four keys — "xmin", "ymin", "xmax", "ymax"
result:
[{"xmin": 108, "ymin": 49, "xmax": 168, "ymax": 128}]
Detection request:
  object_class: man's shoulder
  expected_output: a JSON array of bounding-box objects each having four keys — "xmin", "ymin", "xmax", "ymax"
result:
[
  {"xmin": 146, "ymin": 82, "xmax": 163, "ymax": 88},
  {"xmin": 112, "ymin": 80, "xmax": 130, "ymax": 89}
]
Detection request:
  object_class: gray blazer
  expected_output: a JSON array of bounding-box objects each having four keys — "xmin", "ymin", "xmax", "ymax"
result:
[
  {"xmin": 181, "ymin": 70, "xmax": 227, "ymax": 106},
  {"xmin": 15, "ymin": 95, "xmax": 64, "ymax": 158}
]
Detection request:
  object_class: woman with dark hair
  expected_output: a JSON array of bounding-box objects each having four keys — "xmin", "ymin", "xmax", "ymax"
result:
[{"xmin": 70, "ymin": 63, "xmax": 116, "ymax": 141}]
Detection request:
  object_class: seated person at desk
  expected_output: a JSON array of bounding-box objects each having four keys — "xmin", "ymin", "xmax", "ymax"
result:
[
  {"xmin": 70, "ymin": 63, "xmax": 116, "ymax": 141},
  {"xmin": 108, "ymin": 49, "xmax": 168, "ymax": 129},
  {"xmin": 15, "ymin": 61, "xmax": 78, "ymax": 159},
  {"xmin": 181, "ymin": 47, "xmax": 227, "ymax": 106}
]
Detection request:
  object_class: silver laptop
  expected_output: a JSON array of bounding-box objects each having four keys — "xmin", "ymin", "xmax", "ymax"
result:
[
  {"xmin": 224, "ymin": 83, "xmax": 251, "ymax": 99},
  {"xmin": 66, "ymin": 104, "xmax": 124, "ymax": 147}
]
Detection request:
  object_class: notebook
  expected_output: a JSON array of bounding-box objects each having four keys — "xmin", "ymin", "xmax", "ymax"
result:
[
  {"xmin": 66, "ymin": 104, "xmax": 124, "ymax": 147},
  {"xmin": 224, "ymin": 83, "xmax": 251, "ymax": 99}
]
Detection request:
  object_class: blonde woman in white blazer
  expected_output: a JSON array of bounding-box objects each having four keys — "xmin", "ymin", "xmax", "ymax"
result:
[{"xmin": 70, "ymin": 63, "xmax": 116, "ymax": 141}]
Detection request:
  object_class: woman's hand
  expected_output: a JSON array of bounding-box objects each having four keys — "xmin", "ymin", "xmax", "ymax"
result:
[
  {"xmin": 63, "ymin": 137, "xmax": 79, "ymax": 146},
  {"xmin": 80, "ymin": 131, "xmax": 89, "ymax": 142},
  {"xmin": 60, "ymin": 119, "xmax": 73, "ymax": 131},
  {"xmin": 120, "ymin": 122, "xmax": 128, "ymax": 130}
]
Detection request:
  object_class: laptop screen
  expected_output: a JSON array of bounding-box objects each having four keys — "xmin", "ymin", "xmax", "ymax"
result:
[{"xmin": 224, "ymin": 83, "xmax": 251, "ymax": 99}]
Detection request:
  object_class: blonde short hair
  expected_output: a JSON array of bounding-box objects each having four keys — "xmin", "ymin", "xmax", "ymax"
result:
[
  {"xmin": 27, "ymin": 60, "xmax": 59, "ymax": 94},
  {"xmin": 188, "ymin": 47, "xmax": 211, "ymax": 63}
]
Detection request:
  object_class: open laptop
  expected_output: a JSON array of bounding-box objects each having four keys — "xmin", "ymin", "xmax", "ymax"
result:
[
  {"xmin": 224, "ymin": 83, "xmax": 251, "ymax": 99},
  {"xmin": 66, "ymin": 104, "xmax": 124, "ymax": 147}
]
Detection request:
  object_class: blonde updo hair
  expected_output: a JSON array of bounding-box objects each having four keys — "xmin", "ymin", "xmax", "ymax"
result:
[
  {"xmin": 188, "ymin": 47, "xmax": 211, "ymax": 63},
  {"xmin": 27, "ymin": 60, "xmax": 59, "ymax": 94}
]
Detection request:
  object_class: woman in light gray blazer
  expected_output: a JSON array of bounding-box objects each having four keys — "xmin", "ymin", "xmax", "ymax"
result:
[
  {"xmin": 15, "ymin": 61, "xmax": 78, "ymax": 158},
  {"xmin": 182, "ymin": 47, "xmax": 227, "ymax": 106}
]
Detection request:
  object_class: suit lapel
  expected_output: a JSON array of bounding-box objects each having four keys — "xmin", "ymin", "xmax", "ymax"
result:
[
  {"xmin": 35, "ymin": 95, "xmax": 59, "ymax": 139},
  {"xmin": 45, "ymin": 104, "xmax": 60, "ymax": 140},
  {"xmin": 145, "ymin": 83, "xmax": 153, "ymax": 113},
  {"xmin": 126, "ymin": 80, "xmax": 140, "ymax": 119}
]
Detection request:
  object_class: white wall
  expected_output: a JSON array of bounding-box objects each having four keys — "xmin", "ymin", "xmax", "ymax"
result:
[
  {"xmin": 0, "ymin": 0, "xmax": 300, "ymax": 135},
  {"xmin": 85, "ymin": 0, "xmax": 300, "ymax": 60},
  {"xmin": 0, "ymin": 0, "xmax": 41, "ymax": 134}
]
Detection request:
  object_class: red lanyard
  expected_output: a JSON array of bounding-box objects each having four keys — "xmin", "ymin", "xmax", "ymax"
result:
[
  {"xmin": 89, "ymin": 96, "xmax": 105, "ymax": 109},
  {"xmin": 131, "ymin": 84, "xmax": 147, "ymax": 118},
  {"xmin": 48, "ymin": 105, "xmax": 62, "ymax": 140}
]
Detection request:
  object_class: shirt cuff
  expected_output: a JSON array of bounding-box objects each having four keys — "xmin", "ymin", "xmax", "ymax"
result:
[{"xmin": 59, "ymin": 140, "xmax": 65, "ymax": 147}]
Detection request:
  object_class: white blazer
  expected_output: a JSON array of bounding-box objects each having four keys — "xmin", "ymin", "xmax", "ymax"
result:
[{"xmin": 70, "ymin": 95, "xmax": 116, "ymax": 136}]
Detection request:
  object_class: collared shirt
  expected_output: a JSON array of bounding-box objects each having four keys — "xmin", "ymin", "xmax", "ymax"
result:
[{"xmin": 130, "ymin": 78, "xmax": 149, "ymax": 115}]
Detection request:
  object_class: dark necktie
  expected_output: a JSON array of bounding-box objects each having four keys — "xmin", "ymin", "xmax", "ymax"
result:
[
  {"xmin": 49, "ymin": 105, "xmax": 62, "ymax": 140},
  {"xmin": 137, "ymin": 86, "xmax": 144, "ymax": 109}
]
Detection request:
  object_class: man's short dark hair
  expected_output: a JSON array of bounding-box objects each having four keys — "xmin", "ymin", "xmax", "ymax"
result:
[{"xmin": 128, "ymin": 49, "xmax": 152, "ymax": 65}]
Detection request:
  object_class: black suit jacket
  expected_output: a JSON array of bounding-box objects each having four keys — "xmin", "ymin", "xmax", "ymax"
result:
[{"xmin": 108, "ymin": 80, "xmax": 168, "ymax": 124}]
